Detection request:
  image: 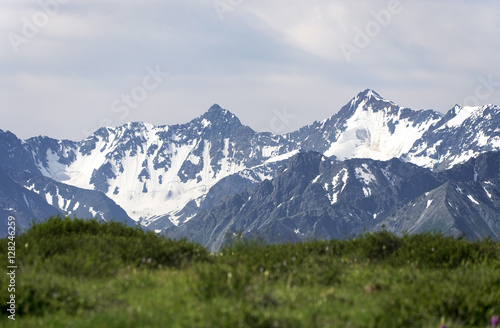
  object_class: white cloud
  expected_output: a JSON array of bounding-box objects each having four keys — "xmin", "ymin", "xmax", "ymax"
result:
[{"xmin": 1, "ymin": 0, "xmax": 499, "ymax": 140}]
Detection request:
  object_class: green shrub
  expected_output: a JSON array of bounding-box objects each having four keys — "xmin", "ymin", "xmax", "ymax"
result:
[
  {"xmin": 16, "ymin": 216, "xmax": 210, "ymax": 277},
  {"xmin": 347, "ymin": 230, "xmax": 401, "ymax": 262},
  {"xmin": 0, "ymin": 216, "xmax": 209, "ymax": 318}
]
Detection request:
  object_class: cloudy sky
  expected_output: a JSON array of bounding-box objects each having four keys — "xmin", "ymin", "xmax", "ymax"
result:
[{"xmin": 1, "ymin": 0, "xmax": 499, "ymax": 141}]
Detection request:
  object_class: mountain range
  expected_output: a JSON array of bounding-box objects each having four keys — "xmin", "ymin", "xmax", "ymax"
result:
[{"xmin": 1, "ymin": 89, "xmax": 499, "ymax": 248}]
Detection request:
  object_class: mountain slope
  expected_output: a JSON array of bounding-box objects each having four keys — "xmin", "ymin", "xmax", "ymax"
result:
[
  {"xmin": 0, "ymin": 166, "xmax": 136, "ymax": 237},
  {"xmin": 165, "ymin": 151, "xmax": 442, "ymax": 251},
  {"xmin": 167, "ymin": 151, "xmax": 500, "ymax": 251},
  {"xmin": 405, "ymin": 104, "xmax": 500, "ymax": 170},
  {"xmin": 378, "ymin": 180, "xmax": 499, "ymax": 240},
  {"xmin": 0, "ymin": 129, "xmax": 42, "ymax": 175},
  {"xmin": 0, "ymin": 169, "xmax": 61, "ymax": 237},
  {"xmin": 6, "ymin": 168, "xmax": 136, "ymax": 226}
]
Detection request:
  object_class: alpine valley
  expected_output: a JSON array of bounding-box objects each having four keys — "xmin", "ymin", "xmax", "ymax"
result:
[{"xmin": 1, "ymin": 90, "xmax": 500, "ymax": 250}]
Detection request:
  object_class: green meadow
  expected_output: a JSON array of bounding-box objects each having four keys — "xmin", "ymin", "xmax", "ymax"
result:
[{"xmin": 1, "ymin": 217, "xmax": 499, "ymax": 327}]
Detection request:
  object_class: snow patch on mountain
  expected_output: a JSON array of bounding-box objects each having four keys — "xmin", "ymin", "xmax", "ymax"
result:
[
  {"xmin": 326, "ymin": 168, "xmax": 349, "ymax": 204},
  {"xmin": 264, "ymin": 150, "xmax": 300, "ymax": 163},
  {"xmin": 355, "ymin": 164, "xmax": 376, "ymax": 185},
  {"xmin": 467, "ymin": 194, "xmax": 480, "ymax": 205}
]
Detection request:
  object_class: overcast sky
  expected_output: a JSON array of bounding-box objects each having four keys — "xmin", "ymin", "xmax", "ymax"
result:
[{"xmin": 1, "ymin": 0, "xmax": 499, "ymax": 141}]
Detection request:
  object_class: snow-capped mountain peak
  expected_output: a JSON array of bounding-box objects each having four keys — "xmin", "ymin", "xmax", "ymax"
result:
[
  {"xmin": 436, "ymin": 105, "xmax": 480, "ymax": 131},
  {"xmin": 350, "ymin": 89, "xmax": 396, "ymax": 112},
  {"xmin": 207, "ymin": 103, "xmax": 226, "ymax": 112},
  {"xmin": 193, "ymin": 104, "xmax": 242, "ymax": 129},
  {"xmin": 322, "ymin": 90, "xmax": 442, "ymax": 161},
  {"xmin": 356, "ymin": 89, "xmax": 385, "ymax": 102}
]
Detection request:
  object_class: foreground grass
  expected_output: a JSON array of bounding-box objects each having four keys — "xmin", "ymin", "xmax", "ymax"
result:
[{"xmin": 1, "ymin": 217, "xmax": 499, "ymax": 327}]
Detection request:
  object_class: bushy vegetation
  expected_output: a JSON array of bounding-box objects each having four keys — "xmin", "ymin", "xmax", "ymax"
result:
[
  {"xmin": 0, "ymin": 216, "xmax": 208, "ymax": 317},
  {"xmin": 1, "ymin": 217, "xmax": 499, "ymax": 327}
]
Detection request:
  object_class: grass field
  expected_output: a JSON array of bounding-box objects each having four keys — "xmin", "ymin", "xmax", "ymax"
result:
[{"xmin": 1, "ymin": 217, "xmax": 499, "ymax": 327}]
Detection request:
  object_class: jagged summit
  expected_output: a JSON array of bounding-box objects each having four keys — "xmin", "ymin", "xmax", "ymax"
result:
[
  {"xmin": 357, "ymin": 89, "xmax": 383, "ymax": 100},
  {"xmin": 354, "ymin": 89, "xmax": 396, "ymax": 110},
  {"xmin": 194, "ymin": 104, "xmax": 242, "ymax": 128},
  {"xmin": 333, "ymin": 89, "xmax": 396, "ymax": 122},
  {"xmin": 205, "ymin": 104, "xmax": 234, "ymax": 117},
  {"xmin": 82, "ymin": 122, "xmax": 156, "ymax": 143},
  {"xmin": 208, "ymin": 104, "xmax": 224, "ymax": 112}
]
